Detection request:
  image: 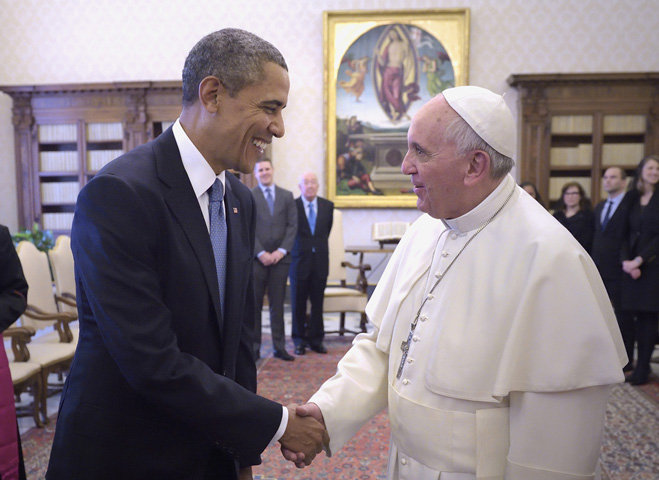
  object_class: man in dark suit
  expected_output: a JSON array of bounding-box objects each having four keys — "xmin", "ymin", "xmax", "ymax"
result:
[
  {"xmin": 251, "ymin": 158, "xmax": 297, "ymax": 361},
  {"xmin": 289, "ymin": 172, "xmax": 334, "ymax": 355},
  {"xmin": 46, "ymin": 29, "xmax": 327, "ymax": 480},
  {"xmin": 592, "ymin": 166, "xmax": 632, "ymax": 370}
]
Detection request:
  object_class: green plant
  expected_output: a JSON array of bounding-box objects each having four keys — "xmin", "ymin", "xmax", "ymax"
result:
[{"xmin": 12, "ymin": 222, "xmax": 55, "ymax": 252}]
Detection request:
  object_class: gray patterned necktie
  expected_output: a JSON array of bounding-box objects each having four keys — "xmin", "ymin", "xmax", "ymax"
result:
[
  {"xmin": 265, "ymin": 187, "xmax": 275, "ymax": 215},
  {"xmin": 209, "ymin": 179, "xmax": 227, "ymax": 315}
]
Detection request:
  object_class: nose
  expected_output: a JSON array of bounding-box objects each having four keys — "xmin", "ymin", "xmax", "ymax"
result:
[
  {"xmin": 269, "ymin": 112, "xmax": 285, "ymax": 138},
  {"xmin": 401, "ymin": 150, "xmax": 416, "ymax": 175}
]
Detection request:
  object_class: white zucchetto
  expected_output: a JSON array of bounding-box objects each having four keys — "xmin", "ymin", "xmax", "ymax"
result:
[{"xmin": 443, "ymin": 86, "xmax": 516, "ymax": 159}]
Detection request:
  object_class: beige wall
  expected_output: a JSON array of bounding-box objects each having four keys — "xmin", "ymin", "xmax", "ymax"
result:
[{"xmin": 1, "ymin": 0, "xmax": 657, "ymax": 254}]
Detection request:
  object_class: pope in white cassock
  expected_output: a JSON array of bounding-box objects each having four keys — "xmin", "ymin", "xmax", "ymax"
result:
[{"xmin": 283, "ymin": 86, "xmax": 628, "ymax": 480}]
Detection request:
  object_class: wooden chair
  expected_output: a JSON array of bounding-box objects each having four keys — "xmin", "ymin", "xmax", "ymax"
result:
[
  {"xmin": 15, "ymin": 241, "xmax": 76, "ymax": 414},
  {"xmin": 3, "ymin": 326, "xmax": 45, "ymax": 427},
  {"xmin": 48, "ymin": 235, "xmax": 79, "ymax": 342},
  {"xmin": 321, "ymin": 209, "xmax": 370, "ymax": 335}
]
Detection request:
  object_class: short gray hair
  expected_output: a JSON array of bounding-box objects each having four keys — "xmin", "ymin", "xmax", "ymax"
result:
[
  {"xmin": 182, "ymin": 28, "xmax": 288, "ymax": 106},
  {"xmin": 443, "ymin": 114, "xmax": 514, "ymax": 180}
]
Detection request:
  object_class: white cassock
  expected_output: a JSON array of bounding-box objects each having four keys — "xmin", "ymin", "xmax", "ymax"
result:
[{"xmin": 310, "ymin": 174, "xmax": 627, "ymax": 480}]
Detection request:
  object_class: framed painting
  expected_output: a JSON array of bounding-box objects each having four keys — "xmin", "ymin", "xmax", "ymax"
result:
[{"xmin": 324, "ymin": 9, "xmax": 470, "ymax": 207}]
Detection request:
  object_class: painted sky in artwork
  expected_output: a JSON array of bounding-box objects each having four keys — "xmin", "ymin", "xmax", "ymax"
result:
[{"xmin": 336, "ymin": 23, "xmax": 454, "ymax": 132}]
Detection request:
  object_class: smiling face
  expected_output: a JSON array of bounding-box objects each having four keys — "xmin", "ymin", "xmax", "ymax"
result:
[
  {"xmin": 641, "ymin": 158, "xmax": 659, "ymax": 189},
  {"xmin": 211, "ymin": 62, "xmax": 289, "ymax": 174},
  {"xmin": 400, "ymin": 95, "xmax": 469, "ymax": 219},
  {"xmin": 299, "ymin": 172, "xmax": 319, "ymax": 202},
  {"xmin": 254, "ymin": 159, "xmax": 274, "ymax": 187}
]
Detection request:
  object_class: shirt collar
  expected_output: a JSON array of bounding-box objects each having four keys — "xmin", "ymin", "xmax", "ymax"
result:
[
  {"xmin": 443, "ymin": 174, "xmax": 516, "ymax": 233},
  {"xmin": 173, "ymin": 119, "xmax": 225, "ymax": 197},
  {"xmin": 301, "ymin": 196, "xmax": 317, "ymax": 209}
]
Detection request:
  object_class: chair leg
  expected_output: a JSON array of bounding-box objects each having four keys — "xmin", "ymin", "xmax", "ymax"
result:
[
  {"xmin": 360, "ymin": 313, "xmax": 367, "ymax": 333},
  {"xmin": 40, "ymin": 370, "xmax": 50, "ymax": 425},
  {"xmin": 339, "ymin": 313, "xmax": 346, "ymax": 336},
  {"xmin": 32, "ymin": 376, "xmax": 45, "ymax": 428}
]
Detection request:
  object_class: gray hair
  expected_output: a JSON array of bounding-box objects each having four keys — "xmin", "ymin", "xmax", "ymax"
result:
[
  {"xmin": 182, "ymin": 28, "xmax": 288, "ymax": 106},
  {"xmin": 443, "ymin": 114, "xmax": 514, "ymax": 180}
]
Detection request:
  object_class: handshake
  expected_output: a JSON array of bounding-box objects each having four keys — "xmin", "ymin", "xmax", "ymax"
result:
[{"xmin": 278, "ymin": 402, "xmax": 328, "ymax": 468}]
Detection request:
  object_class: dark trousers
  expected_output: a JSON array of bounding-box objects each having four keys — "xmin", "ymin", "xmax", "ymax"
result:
[
  {"xmin": 253, "ymin": 260, "xmax": 289, "ymax": 355},
  {"xmin": 290, "ymin": 264, "xmax": 327, "ymax": 348},
  {"xmin": 620, "ymin": 310, "xmax": 658, "ymax": 380}
]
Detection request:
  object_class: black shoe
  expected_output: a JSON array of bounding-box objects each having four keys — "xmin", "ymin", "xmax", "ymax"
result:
[
  {"xmin": 309, "ymin": 343, "xmax": 327, "ymax": 354},
  {"xmin": 631, "ymin": 376, "xmax": 649, "ymax": 386},
  {"xmin": 294, "ymin": 345, "xmax": 306, "ymax": 355},
  {"xmin": 623, "ymin": 363, "xmax": 634, "ymax": 373},
  {"xmin": 274, "ymin": 350, "xmax": 295, "ymax": 361}
]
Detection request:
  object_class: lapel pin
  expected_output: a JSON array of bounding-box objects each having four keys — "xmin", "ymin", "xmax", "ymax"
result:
[{"xmin": 233, "ymin": 207, "xmax": 238, "ymax": 214}]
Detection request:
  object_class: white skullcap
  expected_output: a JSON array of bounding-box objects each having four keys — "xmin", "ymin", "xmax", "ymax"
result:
[{"xmin": 442, "ymin": 86, "xmax": 516, "ymax": 159}]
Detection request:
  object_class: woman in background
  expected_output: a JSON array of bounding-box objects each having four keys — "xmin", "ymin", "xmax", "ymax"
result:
[
  {"xmin": 620, "ymin": 155, "xmax": 659, "ymax": 386},
  {"xmin": 553, "ymin": 181, "xmax": 595, "ymax": 251},
  {"xmin": 520, "ymin": 181, "xmax": 545, "ymax": 208}
]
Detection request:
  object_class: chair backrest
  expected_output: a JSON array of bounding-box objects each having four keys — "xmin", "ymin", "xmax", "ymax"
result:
[
  {"xmin": 327, "ymin": 209, "xmax": 347, "ymax": 283},
  {"xmin": 49, "ymin": 235, "xmax": 76, "ymax": 314},
  {"xmin": 16, "ymin": 241, "xmax": 58, "ymax": 330}
]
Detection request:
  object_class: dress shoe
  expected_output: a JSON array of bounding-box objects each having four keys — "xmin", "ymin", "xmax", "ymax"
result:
[
  {"xmin": 622, "ymin": 363, "xmax": 634, "ymax": 373},
  {"xmin": 274, "ymin": 350, "xmax": 295, "ymax": 361},
  {"xmin": 309, "ymin": 343, "xmax": 328, "ymax": 354},
  {"xmin": 631, "ymin": 376, "xmax": 649, "ymax": 386},
  {"xmin": 294, "ymin": 345, "xmax": 306, "ymax": 355}
]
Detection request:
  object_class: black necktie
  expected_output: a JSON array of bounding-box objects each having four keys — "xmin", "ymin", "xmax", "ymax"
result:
[{"xmin": 601, "ymin": 200, "xmax": 613, "ymax": 230}]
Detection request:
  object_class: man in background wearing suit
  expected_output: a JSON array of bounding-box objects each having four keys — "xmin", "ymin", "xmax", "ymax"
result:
[
  {"xmin": 592, "ymin": 166, "xmax": 632, "ymax": 371},
  {"xmin": 46, "ymin": 29, "xmax": 327, "ymax": 480},
  {"xmin": 252, "ymin": 158, "xmax": 297, "ymax": 361},
  {"xmin": 289, "ymin": 172, "xmax": 334, "ymax": 356}
]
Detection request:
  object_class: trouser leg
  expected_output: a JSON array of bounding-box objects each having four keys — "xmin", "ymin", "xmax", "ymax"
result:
[
  {"xmin": 618, "ymin": 310, "xmax": 636, "ymax": 367},
  {"xmin": 307, "ymin": 273, "xmax": 327, "ymax": 346},
  {"xmin": 634, "ymin": 311, "xmax": 659, "ymax": 380},
  {"xmin": 268, "ymin": 261, "xmax": 289, "ymax": 353},
  {"xmin": 291, "ymin": 271, "xmax": 310, "ymax": 347},
  {"xmin": 252, "ymin": 261, "xmax": 267, "ymax": 358}
]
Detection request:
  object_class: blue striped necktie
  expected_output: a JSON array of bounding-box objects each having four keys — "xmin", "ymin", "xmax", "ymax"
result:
[
  {"xmin": 308, "ymin": 202, "xmax": 316, "ymax": 235},
  {"xmin": 209, "ymin": 179, "xmax": 227, "ymax": 315}
]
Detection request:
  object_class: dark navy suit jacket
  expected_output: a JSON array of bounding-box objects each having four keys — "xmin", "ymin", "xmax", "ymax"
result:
[{"xmin": 46, "ymin": 128, "xmax": 282, "ymax": 480}]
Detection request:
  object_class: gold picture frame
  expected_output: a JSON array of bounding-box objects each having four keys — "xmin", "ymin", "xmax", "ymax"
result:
[{"xmin": 324, "ymin": 9, "xmax": 470, "ymax": 208}]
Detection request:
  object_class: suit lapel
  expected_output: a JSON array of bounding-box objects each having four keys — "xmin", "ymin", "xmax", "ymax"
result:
[{"xmin": 154, "ymin": 129, "xmax": 224, "ymax": 335}]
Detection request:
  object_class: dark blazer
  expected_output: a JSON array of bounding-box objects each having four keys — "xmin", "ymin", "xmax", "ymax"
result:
[
  {"xmin": 290, "ymin": 196, "xmax": 334, "ymax": 279},
  {"xmin": 553, "ymin": 209, "xmax": 595, "ymax": 252},
  {"xmin": 0, "ymin": 225, "xmax": 28, "ymax": 330},
  {"xmin": 251, "ymin": 185, "xmax": 297, "ymax": 264},
  {"xmin": 591, "ymin": 194, "xmax": 631, "ymax": 280},
  {"xmin": 621, "ymin": 189, "xmax": 659, "ymax": 312},
  {"xmin": 46, "ymin": 128, "xmax": 282, "ymax": 480}
]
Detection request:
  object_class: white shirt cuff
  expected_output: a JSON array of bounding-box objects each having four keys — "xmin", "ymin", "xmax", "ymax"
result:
[{"xmin": 270, "ymin": 405, "xmax": 288, "ymax": 446}]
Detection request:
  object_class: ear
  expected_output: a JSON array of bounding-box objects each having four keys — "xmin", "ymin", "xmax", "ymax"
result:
[
  {"xmin": 464, "ymin": 150, "xmax": 491, "ymax": 186},
  {"xmin": 198, "ymin": 76, "xmax": 226, "ymax": 114}
]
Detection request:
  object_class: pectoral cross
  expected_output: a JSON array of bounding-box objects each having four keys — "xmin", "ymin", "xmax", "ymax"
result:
[{"xmin": 397, "ymin": 313, "xmax": 420, "ymax": 379}]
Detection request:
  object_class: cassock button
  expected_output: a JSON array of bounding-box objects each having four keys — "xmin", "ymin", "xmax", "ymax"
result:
[
  {"xmin": 420, "ymin": 316, "xmax": 427, "ymax": 322},
  {"xmin": 412, "ymin": 336, "xmax": 419, "ymax": 342},
  {"xmin": 402, "ymin": 379, "xmax": 410, "ymax": 385},
  {"xmin": 441, "ymin": 250, "xmax": 449, "ymax": 257},
  {"xmin": 434, "ymin": 271, "xmax": 441, "ymax": 278},
  {"xmin": 427, "ymin": 294, "xmax": 434, "ymax": 300},
  {"xmin": 407, "ymin": 357, "xmax": 414, "ymax": 364},
  {"xmin": 450, "ymin": 232, "xmax": 458, "ymax": 240},
  {"xmin": 401, "ymin": 458, "xmax": 408, "ymax": 465}
]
